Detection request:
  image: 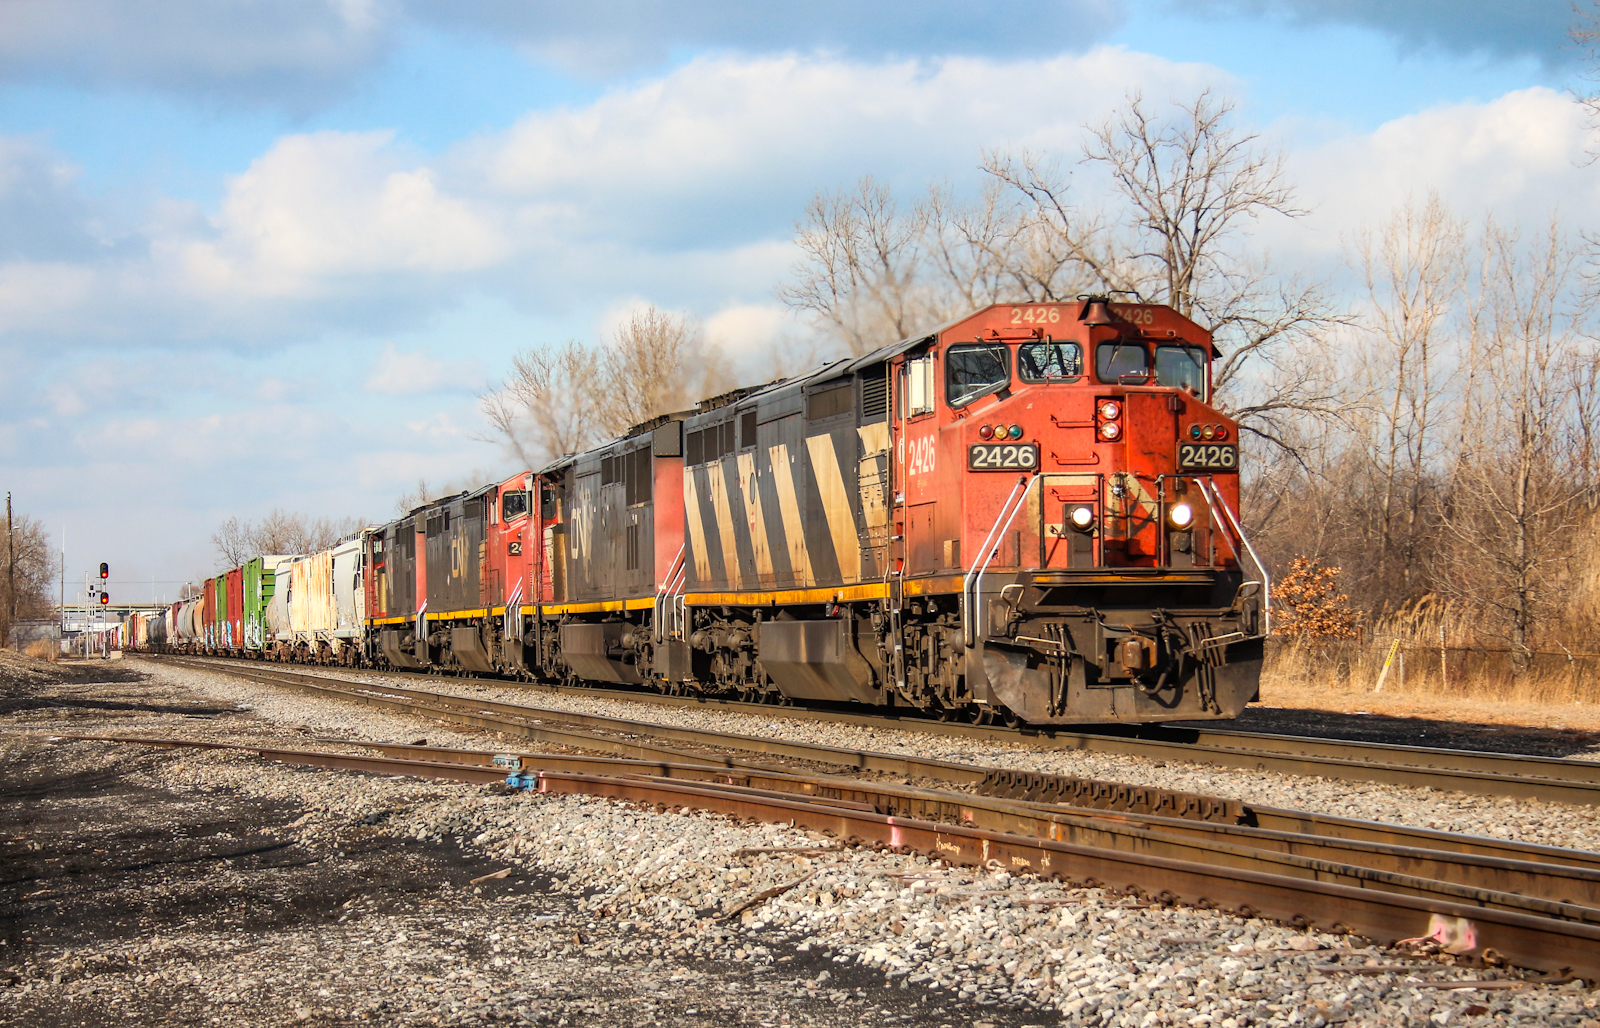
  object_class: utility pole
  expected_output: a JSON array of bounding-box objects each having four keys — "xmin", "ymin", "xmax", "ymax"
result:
[{"xmin": 7, "ymin": 491, "xmax": 14, "ymax": 632}]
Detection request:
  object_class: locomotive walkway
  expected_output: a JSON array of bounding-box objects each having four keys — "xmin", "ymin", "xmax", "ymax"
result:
[{"xmin": 129, "ymin": 656, "xmax": 1600, "ymax": 980}]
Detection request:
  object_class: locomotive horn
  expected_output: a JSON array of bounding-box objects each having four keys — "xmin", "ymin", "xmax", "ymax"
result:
[{"xmin": 1077, "ymin": 295, "xmax": 1114, "ymax": 326}]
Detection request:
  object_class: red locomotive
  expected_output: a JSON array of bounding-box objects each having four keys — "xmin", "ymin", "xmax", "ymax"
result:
[{"xmin": 366, "ymin": 298, "xmax": 1267, "ymax": 725}]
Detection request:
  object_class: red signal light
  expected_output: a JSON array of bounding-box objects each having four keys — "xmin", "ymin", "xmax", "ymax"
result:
[
  {"xmin": 978, "ymin": 424, "xmax": 994, "ymax": 440},
  {"xmin": 99, "ymin": 593, "xmax": 110, "ymax": 605},
  {"xmin": 99, "ymin": 562, "xmax": 109, "ymax": 579}
]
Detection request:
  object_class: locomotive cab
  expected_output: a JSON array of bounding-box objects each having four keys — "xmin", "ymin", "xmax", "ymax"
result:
[{"xmin": 895, "ymin": 298, "xmax": 1266, "ymax": 723}]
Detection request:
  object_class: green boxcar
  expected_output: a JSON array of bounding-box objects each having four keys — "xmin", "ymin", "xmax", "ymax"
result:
[
  {"xmin": 213, "ymin": 575, "xmax": 228, "ymax": 651},
  {"xmin": 242, "ymin": 556, "xmax": 290, "ymax": 652}
]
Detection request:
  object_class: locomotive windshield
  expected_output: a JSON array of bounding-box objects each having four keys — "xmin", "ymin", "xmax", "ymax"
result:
[
  {"xmin": 1018, "ymin": 341, "xmax": 1083, "ymax": 382},
  {"xmin": 1155, "ymin": 344, "xmax": 1208, "ymax": 399},
  {"xmin": 1096, "ymin": 340, "xmax": 1149, "ymax": 382},
  {"xmin": 945, "ymin": 344, "xmax": 1010, "ymax": 407}
]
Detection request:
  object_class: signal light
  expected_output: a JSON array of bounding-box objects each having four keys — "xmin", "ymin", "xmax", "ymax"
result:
[
  {"xmin": 978, "ymin": 424, "xmax": 994, "ymax": 440},
  {"xmin": 1097, "ymin": 400, "xmax": 1121, "ymax": 421},
  {"xmin": 99, "ymin": 562, "xmax": 109, "ymax": 579},
  {"xmin": 1214, "ymin": 425, "xmax": 1228, "ymax": 440},
  {"xmin": 1098, "ymin": 421, "xmax": 1121, "ymax": 441},
  {"xmin": 1007, "ymin": 424, "xmax": 1023, "ymax": 439},
  {"xmin": 993, "ymin": 424, "xmax": 1007, "ymax": 438},
  {"xmin": 1201, "ymin": 424, "xmax": 1216, "ymax": 440},
  {"xmin": 1190, "ymin": 425, "xmax": 1202, "ymax": 439},
  {"xmin": 1069, "ymin": 505, "xmax": 1096, "ymax": 531},
  {"xmin": 99, "ymin": 592, "xmax": 110, "ymax": 605}
]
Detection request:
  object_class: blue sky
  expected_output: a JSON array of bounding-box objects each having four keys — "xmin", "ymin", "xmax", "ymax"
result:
[{"xmin": 0, "ymin": 0, "xmax": 1594, "ymax": 598}]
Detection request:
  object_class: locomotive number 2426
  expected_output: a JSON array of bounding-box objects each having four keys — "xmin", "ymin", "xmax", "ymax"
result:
[
  {"xmin": 1177, "ymin": 443, "xmax": 1238, "ymax": 471},
  {"xmin": 968, "ymin": 443, "xmax": 1039, "ymax": 470}
]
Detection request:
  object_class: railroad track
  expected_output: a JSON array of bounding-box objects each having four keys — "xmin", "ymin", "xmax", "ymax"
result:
[
  {"xmin": 157, "ymin": 655, "xmax": 1600, "ymax": 805},
  {"xmin": 117, "ymin": 655, "xmax": 1600, "ymax": 979},
  {"xmin": 49, "ymin": 725, "xmax": 1600, "ymax": 983}
]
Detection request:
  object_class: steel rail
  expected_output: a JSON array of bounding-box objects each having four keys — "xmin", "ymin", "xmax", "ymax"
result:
[
  {"xmin": 161, "ymin": 655, "xmax": 1600, "ymax": 807},
  {"xmin": 530, "ymin": 770, "xmax": 1600, "ymax": 981},
  {"xmin": 160, "ymin": 657, "xmax": 1600, "ymax": 910},
  {"xmin": 54, "ymin": 729, "xmax": 1600, "ymax": 976},
  {"xmin": 62, "ymin": 727, "xmax": 1600, "ymax": 913},
  {"xmin": 350, "ymin": 741, "xmax": 1600, "ymax": 912}
]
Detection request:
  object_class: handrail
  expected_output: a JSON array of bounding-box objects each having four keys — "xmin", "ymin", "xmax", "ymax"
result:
[
  {"xmin": 961, "ymin": 475, "xmax": 1039, "ymax": 647},
  {"xmin": 1194, "ymin": 479, "xmax": 1271, "ymax": 638},
  {"xmin": 654, "ymin": 546, "xmax": 686, "ymax": 642}
]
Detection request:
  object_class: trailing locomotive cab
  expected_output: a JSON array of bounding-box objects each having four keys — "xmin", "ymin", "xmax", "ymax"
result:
[
  {"xmin": 530, "ymin": 415, "xmax": 690, "ymax": 688},
  {"xmin": 672, "ymin": 299, "xmax": 1265, "ymax": 724}
]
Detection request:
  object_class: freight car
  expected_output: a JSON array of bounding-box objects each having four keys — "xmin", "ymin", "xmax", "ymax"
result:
[{"xmin": 142, "ymin": 299, "xmax": 1267, "ymax": 726}]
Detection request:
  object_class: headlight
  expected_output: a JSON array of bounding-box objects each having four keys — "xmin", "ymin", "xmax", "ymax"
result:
[
  {"xmin": 1069, "ymin": 505, "xmax": 1096, "ymax": 530},
  {"xmin": 1169, "ymin": 502, "xmax": 1194, "ymax": 528},
  {"xmin": 1098, "ymin": 400, "xmax": 1121, "ymax": 421},
  {"xmin": 1098, "ymin": 421, "xmax": 1121, "ymax": 441}
]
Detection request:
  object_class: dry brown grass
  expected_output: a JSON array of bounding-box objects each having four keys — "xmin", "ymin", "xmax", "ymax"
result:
[
  {"xmin": 22, "ymin": 639, "xmax": 55, "ymax": 662},
  {"xmin": 1260, "ymin": 634, "xmax": 1600, "ymax": 731}
]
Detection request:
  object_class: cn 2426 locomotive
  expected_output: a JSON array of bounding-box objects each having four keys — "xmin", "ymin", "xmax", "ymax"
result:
[{"xmin": 137, "ymin": 299, "xmax": 1268, "ymax": 726}]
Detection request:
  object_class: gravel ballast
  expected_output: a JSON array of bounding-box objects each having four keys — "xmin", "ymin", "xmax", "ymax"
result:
[
  {"xmin": 3, "ymin": 655, "xmax": 1596, "ymax": 1026},
  {"xmin": 268, "ymin": 661, "xmax": 1600, "ymax": 854}
]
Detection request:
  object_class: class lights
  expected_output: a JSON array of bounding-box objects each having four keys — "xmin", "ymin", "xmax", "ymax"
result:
[
  {"xmin": 1188, "ymin": 423, "xmax": 1229, "ymax": 440},
  {"xmin": 1096, "ymin": 398, "xmax": 1122, "ymax": 441},
  {"xmin": 977, "ymin": 423, "xmax": 1025, "ymax": 440}
]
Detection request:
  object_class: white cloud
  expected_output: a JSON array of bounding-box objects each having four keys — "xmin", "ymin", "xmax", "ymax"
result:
[
  {"xmin": 181, "ymin": 131, "xmax": 511, "ymax": 298},
  {"xmin": 1270, "ymin": 87, "xmax": 1600, "ymax": 260},
  {"xmin": 473, "ymin": 50, "xmax": 1218, "ymax": 230},
  {"xmin": 366, "ymin": 342, "xmax": 487, "ymax": 395}
]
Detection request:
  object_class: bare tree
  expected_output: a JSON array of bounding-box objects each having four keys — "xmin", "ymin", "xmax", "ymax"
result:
[
  {"xmin": 1435, "ymin": 218, "xmax": 1596, "ymax": 667},
  {"xmin": 480, "ymin": 341, "xmax": 609, "ymax": 472},
  {"xmin": 1350, "ymin": 193, "xmax": 1465, "ymax": 604},
  {"xmin": 480, "ymin": 306, "xmax": 733, "ymax": 468},
  {"xmin": 210, "ymin": 509, "xmax": 363, "ymax": 569},
  {"xmin": 1573, "ymin": 2, "xmax": 1600, "ymax": 156},
  {"xmin": 986, "ymin": 91, "xmax": 1348, "ymax": 444},
  {"xmin": 778, "ymin": 177, "xmax": 939, "ymax": 356},
  {"xmin": 603, "ymin": 306, "xmax": 730, "ymax": 430},
  {"xmin": 210, "ymin": 516, "xmax": 256, "ymax": 568},
  {"xmin": 1, "ymin": 511, "xmax": 53, "ymax": 644}
]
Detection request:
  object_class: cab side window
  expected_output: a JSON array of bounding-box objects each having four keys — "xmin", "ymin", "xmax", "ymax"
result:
[{"xmin": 501, "ymin": 489, "xmax": 529, "ymax": 521}]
